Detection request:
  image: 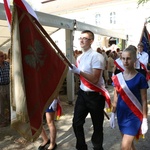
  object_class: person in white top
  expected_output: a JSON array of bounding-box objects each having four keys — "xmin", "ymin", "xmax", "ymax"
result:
[
  {"xmin": 135, "ymin": 42, "xmax": 149, "ymax": 77},
  {"xmin": 107, "ymin": 52, "xmax": 114, "ymax": 84},
  {"xmin": 70, "ymin": 30, "xmax": 106, "ymax": 150},
  {"xmin": 102, "ymin": 51, "xmax": 109, "ymax": 87}
]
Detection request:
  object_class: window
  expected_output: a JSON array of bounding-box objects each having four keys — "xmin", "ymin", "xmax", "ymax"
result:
[
  {"xmin": 95, "ymin": 14, "xmax": 101, "ymax": 25},
  {"xmin": 110, "ymin": 12, "xmax": 116, "ymax": 24}
]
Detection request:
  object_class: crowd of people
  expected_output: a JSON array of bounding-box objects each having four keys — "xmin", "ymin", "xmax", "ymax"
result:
[
  {"xmin": 0, "ymin": 30, "xmax": 149, "ymax": 150},
  {"xmin": 70, "ymin": 30, "xmax": 149, "ymax": 150},
  {"xmin": 96, "ymin": 46, "xmax": 124, "ymax": 88}
]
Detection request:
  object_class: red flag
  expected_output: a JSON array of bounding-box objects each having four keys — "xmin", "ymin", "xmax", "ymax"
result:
[
  {"xmin": 10, "ymin": 2, "xmax": 68, "ymax": 141},
  {"xmin": 56, "ymin": 97, "xmax": 62, "ymax": 120},
  {"xmin": 139, "ymin": 22, "xmax": 150, "ymax": 80}
]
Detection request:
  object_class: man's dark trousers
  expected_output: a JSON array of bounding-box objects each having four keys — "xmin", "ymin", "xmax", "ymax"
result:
[{"xmin": 73, "ymin": 89, "xmax": 105, "ymax": 150}]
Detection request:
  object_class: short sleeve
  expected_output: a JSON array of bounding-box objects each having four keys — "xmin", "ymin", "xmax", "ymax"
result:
[
  {"xmin": 139, "ymin": 75, "xmax": 149, "ymax": 89},
  {"xmin": 92, "ymin": 52, "xmax": 104, "ymax": 70}
]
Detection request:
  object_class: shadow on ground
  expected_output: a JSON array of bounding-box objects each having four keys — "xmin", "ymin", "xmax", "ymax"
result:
[{"xmin": 0, "ymin": 84, "xmax": 150, "ymax": 150}]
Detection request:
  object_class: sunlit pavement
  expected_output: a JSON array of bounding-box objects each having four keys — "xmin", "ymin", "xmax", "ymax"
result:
[{"xmin": 0, "ymin": 82, "xmax": 150, "ymax": 150}]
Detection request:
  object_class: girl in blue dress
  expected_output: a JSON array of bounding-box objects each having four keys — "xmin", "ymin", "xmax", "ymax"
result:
[
  {"xmin": 110, "ymin": 45, "xmax": 149, "ymax": 150},
  {"xmin": 38, "ymin": 98, "xmax": 59, "ymax": 150}
]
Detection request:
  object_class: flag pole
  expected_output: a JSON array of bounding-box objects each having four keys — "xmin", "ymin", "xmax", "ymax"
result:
[
  {"xmin": 32, "ymin": 16, "xmax": 110, "ymax": 120},
  {"xmin": 139, "ymin": 19, "xmax": 147, "ymax": 43}
]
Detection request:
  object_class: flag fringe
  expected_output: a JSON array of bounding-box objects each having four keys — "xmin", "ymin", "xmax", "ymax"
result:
[{"xmin": 10, "ymin": 4, "xmax": 68, "ymax": 142}]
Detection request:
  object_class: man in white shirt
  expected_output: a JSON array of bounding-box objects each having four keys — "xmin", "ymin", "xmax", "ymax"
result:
[
  {"xmin": 135, "ymin": 42, "xmax": 149, "ymax": 77},
  {"xmin": 70, "ymin": 30, "xmax": 106, "ymax": 150}
]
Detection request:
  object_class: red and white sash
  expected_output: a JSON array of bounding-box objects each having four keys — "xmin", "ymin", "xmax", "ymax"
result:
[
  {"xmin": 80, "ymin": 76, "xmax": 111, "ymax": 108},
  {"xmin": 112, "ymin": 73, "xmax": 143, "ymax": 121},
  {"xmin": 3, "ymin": 0, "xmax": 11, "ymax": 29},
  {"xmin": 114, "ymin": 59, "xmax": 124, "ymax": 72},
  {"xmin": 139, "ymin": 61, "xmax": 150, "ymax": 81},
  {"xmin": 76, "ymin": 60, "xmax": 111, "ymax": 109}
]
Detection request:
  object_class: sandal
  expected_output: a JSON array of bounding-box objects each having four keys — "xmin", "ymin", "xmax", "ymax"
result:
[
  {"xmin": 38, "ymin": 139, "xmax": 50, "ymax": 150},
  {"xmin": 47, "ymin": 143, "xmax": 57, "ymax": 150}
]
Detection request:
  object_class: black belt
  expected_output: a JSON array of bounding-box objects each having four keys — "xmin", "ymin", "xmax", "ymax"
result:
[{"xmin": 80, "ymin": 89, "xmax": 100, "ymax": 95}]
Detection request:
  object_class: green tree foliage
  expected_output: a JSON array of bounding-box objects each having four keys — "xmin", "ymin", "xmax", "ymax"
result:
[
  {"xmin": 137, "ymin": 0, "xmax": 150, "ymax": 22},
  {"xmin": 138, "ymin": 0, "xmax": 150, "ymax": 6}
]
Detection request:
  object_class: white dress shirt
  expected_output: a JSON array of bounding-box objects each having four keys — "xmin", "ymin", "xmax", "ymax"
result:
[
  {"xmin": 135, "ymin": 51, "xmax": 149, "ymax": 69},
  {"xmin": 77, "ymin": 48, "xmax": 105, "ymax": 92}
]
